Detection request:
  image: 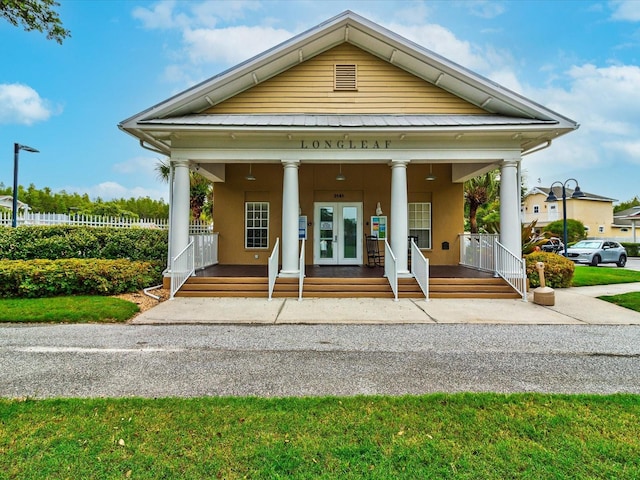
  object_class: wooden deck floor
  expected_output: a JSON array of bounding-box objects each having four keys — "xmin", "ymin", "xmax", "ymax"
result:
[{"xmin": 195, "ymin": 264, "xmax": 494, "ymax": 279}]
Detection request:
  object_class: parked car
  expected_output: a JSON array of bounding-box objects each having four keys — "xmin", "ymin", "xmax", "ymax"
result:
[
  {"xmin": 540, "ymin": 237, "xmax": 564, "ymax": 254},
  {"xmin": 566, "ymin": 240, "xmax": 627, "ymax": 267}
]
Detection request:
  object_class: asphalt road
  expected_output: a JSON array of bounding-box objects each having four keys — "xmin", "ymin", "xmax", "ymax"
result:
[{"xmin": 2, "ymin": 323, "xmax": 639, "ymax": 398}]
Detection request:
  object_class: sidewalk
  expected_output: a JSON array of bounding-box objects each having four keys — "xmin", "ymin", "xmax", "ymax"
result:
[{"xmin": 131, "ymin": 283, "xmax": 640, "ymax": 326}]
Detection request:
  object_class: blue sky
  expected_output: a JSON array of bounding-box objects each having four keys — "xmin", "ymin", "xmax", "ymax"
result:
[{"xmin": 1, "ymin": 0, "xmax": 639, "ymax": 204}]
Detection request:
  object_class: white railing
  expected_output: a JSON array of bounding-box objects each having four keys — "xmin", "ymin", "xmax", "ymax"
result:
[
  {"xmin": 384, "ymin": 239, "xmax": 398, "ymax": 301},
  {"xmin": 190, "ymin": 233, "xmax": 219, "ymax": 270},
  {"xmin": 298, "ymin": 238, "xmax": 305, "ymax": 301},
  {"xmin": 170, "ymin": 239, "xmax": 194, "ymax": 299},
  {"xmin": 494, "ymin": 241, "xmax": 528, "ymax": 302},
  {"xmin": 410, "ymin": 238, "xmax": 429, "ymax": 301},
  {"xmin": 268, "ymin": 238, "xmax": 280, "ymax": 301},
  {"xmin": 0, "ymin": 211, "xmax": 212, "ymax": 233},
  {"xmin": 459, "ymin": 234, "xmax": 499, "ymax": 272}
]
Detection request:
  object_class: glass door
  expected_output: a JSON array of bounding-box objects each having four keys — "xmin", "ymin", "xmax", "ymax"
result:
[{"xmin": 314, "ymin": 203, "xmax": 362, "ymax": 265}]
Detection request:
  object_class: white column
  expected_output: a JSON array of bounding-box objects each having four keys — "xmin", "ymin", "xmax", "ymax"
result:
[
  {"xmin": 280, "ymin": 160, "xmax": 300, "ymax": 276},
  {"xmin": 390, "ymin": 160, "xmax": 410, "ymax": 276},
  {"xmin": 499, "ymin": 160, "xmax": 522, "ymax": 256},
  {"xmin": 170, "ymin": 160, "xmax": 191, "ymax": 266}
]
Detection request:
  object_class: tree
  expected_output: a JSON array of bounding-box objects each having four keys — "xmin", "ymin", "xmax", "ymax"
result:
[
  {"xmin": 544, "ymin": 219, "xmax": 587, "ymax": 244},
  {"xmin": 614, "ymin": 196, "xmax": 640, "ymax": 213},
  {"xmin": 464, "ymin": 171, "xmax": 498, "ymax": 233},
  {"xmin": 0, "ymin": 0, "xmax": 70, "ymax": 44}
]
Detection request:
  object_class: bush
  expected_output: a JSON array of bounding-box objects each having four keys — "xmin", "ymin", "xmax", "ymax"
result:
[
  {"xmin": 0, "ymin": 259, "xmax": 163, "ymax": 298},
  {"xmin": 0, "ymin": 226, "xmax": 167, "ymax": 262},
  {"xmin": 543, "ymin": 219, "xmax": 586, "ymax": 244},
  {"xmin": 525, "ymin": 252, "xmax": 575, "ymax": 288},
  {"xmin": 621, "ymin": 243, "xmax": 639, "ymax": 257}
]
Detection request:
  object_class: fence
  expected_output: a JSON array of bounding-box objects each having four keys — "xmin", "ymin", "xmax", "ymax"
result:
[{"xmin": 0, "ymin": 211, "xmax": 212, "ymax": 234}]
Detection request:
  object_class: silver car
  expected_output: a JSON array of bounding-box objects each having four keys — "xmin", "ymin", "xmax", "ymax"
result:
[{"xmin": 566, "ymin": 240, "xmax": 627, "ymax": 267}]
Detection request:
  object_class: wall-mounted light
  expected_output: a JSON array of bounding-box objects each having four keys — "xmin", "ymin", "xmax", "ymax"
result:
[
  {"xmin": 245, "ymin": 164, "xmax": 256, "ymax": 181},
  {"xmin": 425, "ymin": 164, "xmax": 437, "ymax": 181},
  {"xmin": 336, "ymin": 164, "xmax": 346, "ymax": 181}
]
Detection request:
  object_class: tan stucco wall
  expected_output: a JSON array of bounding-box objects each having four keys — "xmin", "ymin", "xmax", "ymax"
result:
[{"xmin": 214, "ymin": 162, "xmax": 463, "ymax": 266}]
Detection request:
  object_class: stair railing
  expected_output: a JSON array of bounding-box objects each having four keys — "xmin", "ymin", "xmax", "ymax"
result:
[
  {"xmin": 494, "ymin": 240, "xmax": 528, "ymax": 302},
  {"xmin": 410, "ymin": 238, "xmax": 429, "ymax": 301},
  {"xmin": 384, "ymin": 239, "xmax": 398, "ymax": 301},
  {"xmin": 170, "ymin": 239, "xmax": 195, "ymax": 299},
  {"xmin": 268, "ymin": 237, "xmax": 280, "ymax": 301},
  {"xmin": 298, "ymin": 238, "xmax": 305, "ymax": 301}
]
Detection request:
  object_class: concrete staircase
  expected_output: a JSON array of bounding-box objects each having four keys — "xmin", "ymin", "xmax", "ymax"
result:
[{"xmin": 175, "ymin": 276, "xmax": 520, "ymax": 299}]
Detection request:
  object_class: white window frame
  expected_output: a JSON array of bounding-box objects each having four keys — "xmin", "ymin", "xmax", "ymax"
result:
[
  {"xmin": 598, "ymin": 225, "xmax": 605, "ymax": 234},
  {"xmin": 408, "ymin": 202, "xmax": 432, "ymax": 249},
  {"xmin": 245, "ymin": 202, "xmax": 269, "ymax": 249},
  {"xmin": 533, "ymin": 204, "xmax": 540, "ymax": 214}
]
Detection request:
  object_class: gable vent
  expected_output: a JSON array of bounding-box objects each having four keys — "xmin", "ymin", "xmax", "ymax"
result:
[{"xmin": 334, "ymin": 64, "xmax": 357, "ymax": 91}]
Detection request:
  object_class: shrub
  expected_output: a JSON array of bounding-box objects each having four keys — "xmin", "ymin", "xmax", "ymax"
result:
[
  {"xmin": 0, "ymin": 259, "xmax": 163, "ymax": 298},
  {"xmin": 621, "ymin": 243, "xmax": 639, "ymax": 257},
  {"xmin": 543, "ymin": 219, "xmax": 586, "ymax": 243},
  {"xmin": 525, "ymin": 252, "xmax": 575, "ymax": 288},
  {"xmin": 0, "ymin": 226, "xmax": 167, "ymax": 262}
]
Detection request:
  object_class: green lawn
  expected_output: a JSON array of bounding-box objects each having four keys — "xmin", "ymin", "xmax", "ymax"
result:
[
  {"xmin": 1, "ymin": 394, "xmax": 639, "ymax": 479},
  {"xmin": 571, "ymin": 265, "xmax": 640, "ymax": 286},
  {"xmin": 599, "ymin": 291, "xmax": 640, "ymax": 313},
  {"xmin": 0, "ymin": 296, "xmax": 138, "ymax": 323}
]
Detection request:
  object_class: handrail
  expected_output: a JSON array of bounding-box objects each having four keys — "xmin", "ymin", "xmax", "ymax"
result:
[
  {"xmin": 410, "ymin": 238, "xmax": 429, "ymax": 301},
  {"xmin": 298, "ymin": 238, "xmax": 305, "ymax": 301},
  {"xmin": 459, "ymin": 233, "xmax": 499, "ymax": 272},
  {"xmin": 268, "ymin": 238, "xmax": 280, "ymax": 300},
  {"xmin": 384, "ymin": 239, "xmax": 398, "ymax": 301},
  {"xmin": 190, "ymin": 233, "xmax": 219, "ymax": 270},
  {"xmin": 494, "ymin": 240, "xmax": 528, "ymax": 302},
  {"xmin": 170, "ymin": 239, "xmax": 195, "ymax": 299}
]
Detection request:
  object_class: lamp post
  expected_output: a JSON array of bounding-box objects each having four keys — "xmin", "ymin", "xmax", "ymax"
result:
[
  {"xmin": 12, "ymin": 143, "xmax": 39, "ymax": 228},
  {"xmin": 545, "ymin": 178, "xmax": 585, "ymax": 256}
]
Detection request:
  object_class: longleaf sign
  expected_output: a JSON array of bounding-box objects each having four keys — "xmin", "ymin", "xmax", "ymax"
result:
[{"xmin": 300, "ymin": 139, "xmax": 391, "ymax": 150}]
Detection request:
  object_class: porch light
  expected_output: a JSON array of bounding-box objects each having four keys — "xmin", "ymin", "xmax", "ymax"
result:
[
  {"xmin": 245, "ymin": 164, "xmax": 256, "ymax": 181},
  {"xmin": 545, "ymin": 178, "xmax": 585, "ymax": 256},
  {"xmin": 12, "ymin": 143, "xmax": 39, "ymax": 228},
  {"xmin": 336, "ymin": 164, "xmax": 346, "ymax": 181},
  {"xmin": 425, "ymin": 164, "xmax": 436, "ymax": 181}
]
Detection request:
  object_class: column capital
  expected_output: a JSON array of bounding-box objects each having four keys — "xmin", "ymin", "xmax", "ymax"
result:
[
  {"xmin": 171, "ymin": 159, "xmax": 190, "ymax": 168},
  {"xmin": 281, "ymin": 159, "xmax": 300, "ymax": 168},
  {"xmin": 500, "ymin": 159, "xmax": 520, "ymax": 168},
  {"xmin": 388, "ymin": 159, "xmax": 410, "ymax": 168}
]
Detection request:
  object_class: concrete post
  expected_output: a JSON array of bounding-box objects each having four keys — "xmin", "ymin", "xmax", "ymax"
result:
[
  {"xmin": 390, "ymin": 160, "xmax": 410, "ymax": 276},
  {"xmin": 280, "ymin": 160, "xmax": 300, "ymax": 276}
]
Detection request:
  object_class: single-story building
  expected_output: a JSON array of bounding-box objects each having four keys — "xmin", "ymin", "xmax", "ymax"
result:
[{"xmin": 119, "ymin": 11, "xmax": 578, "ymax": 299}]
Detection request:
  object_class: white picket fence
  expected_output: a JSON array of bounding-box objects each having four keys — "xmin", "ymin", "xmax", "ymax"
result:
[{"xmin": 0, "ymin": 211, "xmax": 212, "ymax": 234}]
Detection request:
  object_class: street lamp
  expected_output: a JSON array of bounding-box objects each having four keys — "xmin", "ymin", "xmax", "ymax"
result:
[
  {"xmin": 545, "ymin": 178, "xmax": 585, "ymax": 256},
  {"xmin": 12, "ymin": 143, "xmax": 39, "ymax": 228}
]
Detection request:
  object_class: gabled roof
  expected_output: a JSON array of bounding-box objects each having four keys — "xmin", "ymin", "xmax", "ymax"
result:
[
  {"xmin": 614, "ymin": 205, "xmax": 640, "ymax": 226},
  {"xmin": 120, "ymin": 10, "xmax": 578, "ymax": 154},
  {"xmin": 526, "ymin": 187, "xmax": 616, "ymax": 203}
]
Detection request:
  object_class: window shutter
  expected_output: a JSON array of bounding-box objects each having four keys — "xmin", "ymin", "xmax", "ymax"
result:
[{"xmin": 334, "ymin": 64, "xmax": 357, "ymax": 90}]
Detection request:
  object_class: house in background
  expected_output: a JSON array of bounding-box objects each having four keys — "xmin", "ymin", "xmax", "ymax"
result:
[
  {"xmin": 0, "ymin": 195, "xmax": 29, "ymax": 213},
  {"xmin": 120, "ymin": 11, "xmax": 578, "ymax": 299},
  {"xmin": 613, "ymin": 206, "xmax": 640, "ymax": 242}
]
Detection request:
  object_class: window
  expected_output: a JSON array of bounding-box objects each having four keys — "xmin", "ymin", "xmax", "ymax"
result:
[
  {"xmin": 598, "ymin": 225, "xmax": 605, "ymax": 234},
  {"xmin": 334, "ymin": 64, "xmax": 357, "ymax": 90},
  {"xmin": 245, "ymin": 202, "xmax": 269, "ymax": 249},
  {"xmin": 408, "ymin": 202, "xmax": 432, "ymax": 249},
  {"xmin": 533, "ymin": 205, "xmax": 540, "ymax": 214}
]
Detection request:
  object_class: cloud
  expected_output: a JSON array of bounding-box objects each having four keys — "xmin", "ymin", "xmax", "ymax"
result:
[
  {"xmin": 113, "ymin": 156, "xmax": 165, "ymax": 180},
  {"xmin": 66, "ymin": 181, "xmax": 168, "ymax": 202},
  {"xmin": 466, "ymin": 1, "xmax": 506, "ymax": 19},
  {"xmin": 0, "ymin": 83, "xmax": 56, "ymax": 125},
  {"xmin": 610, "ymin": 0, "xmax": 640, "ymax": 21}
]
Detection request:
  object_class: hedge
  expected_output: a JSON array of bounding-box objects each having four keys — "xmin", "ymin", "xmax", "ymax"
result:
[
  {"xmin": 525, "ymin": 251, "xmax": 575, "ymax": 288},
  {"xmin": 0, "ymin": 259, "xmax": 163, "ymax": 298},
  {"xmin": 0, "ymin": 226, "xmax": 167, "ymax": 262},
  {"xmin": 621, "ymin": 243, "xmax": 639, "ymax": 257}
]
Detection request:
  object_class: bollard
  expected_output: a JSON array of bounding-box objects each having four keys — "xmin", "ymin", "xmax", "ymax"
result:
[{"xmin": 533, "ymin": 261, "xmax": 555, "ymax": 306}]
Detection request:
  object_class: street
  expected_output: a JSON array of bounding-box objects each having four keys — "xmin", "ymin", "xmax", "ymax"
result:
[{"xmin": 1, "ymin": 323, "xmax": 639, "ymax": 398}]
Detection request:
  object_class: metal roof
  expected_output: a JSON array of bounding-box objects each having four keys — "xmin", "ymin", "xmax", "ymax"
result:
[{"xmin": 140, "ymin": 114, "xmax": 557, "ymax": 129}]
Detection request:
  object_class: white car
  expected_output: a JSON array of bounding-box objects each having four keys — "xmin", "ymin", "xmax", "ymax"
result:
[{"xmin": 566, "ymin": 240, "xmax": 627, "ymax": 267}]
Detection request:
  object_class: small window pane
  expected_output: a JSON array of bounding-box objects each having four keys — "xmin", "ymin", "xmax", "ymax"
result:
[{"xmin": 245, "ymin": 202, "xmax": 269, "ymax": 249}]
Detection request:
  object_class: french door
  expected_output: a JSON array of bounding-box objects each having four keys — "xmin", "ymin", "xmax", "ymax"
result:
[{"xmin": 313, "ymin": 202, "xmax": 363, "ymax": 265}]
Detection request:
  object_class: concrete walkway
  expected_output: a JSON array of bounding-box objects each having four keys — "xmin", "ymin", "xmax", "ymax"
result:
[{"xmin": 132, "ymin": 282, "xmax": 640, "ymax": 325}]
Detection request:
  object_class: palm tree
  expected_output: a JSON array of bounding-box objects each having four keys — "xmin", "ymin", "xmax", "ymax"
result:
[
  {"xmin": 155, "ymin": 159, "xmax": 212, "ymax": 220},
  {"xmin": 464, "ymin": 171, "xmax": 498, "ymax": 234}
]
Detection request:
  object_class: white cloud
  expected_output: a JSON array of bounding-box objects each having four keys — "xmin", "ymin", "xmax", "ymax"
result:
[
  {"xmin": 466, "ymin": 1, "xmax": 506, "ymax": 19},
  {"xmin": 132, "ymin": 0, "xmax": 189, "ymax": 29},
  {"xmin": 113, "ymin": 156, "xmax": 165, "ymax": 180},
  {"xmin": 0, "ymin": 83, "xmax": 56, "ymax": 125},
  {"xmin": 610, "ymin": 0, "xmax": 640, "ymax": 21},
  {"xmin": 182, "ymin": 25, "xmax": 292, "ymax": 65}
]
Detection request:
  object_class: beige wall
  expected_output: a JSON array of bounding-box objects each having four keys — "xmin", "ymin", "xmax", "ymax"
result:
[
  {"xmin": 523, "ymin": 193, "xmax": 614, "ymax": 237},
  {"xmin": 207, "ymin": 43, "xmax": 486, "ymax": 115},
  {"xmin": 214, "ymin": 162, "xmax": 463, "ymax": 266}
]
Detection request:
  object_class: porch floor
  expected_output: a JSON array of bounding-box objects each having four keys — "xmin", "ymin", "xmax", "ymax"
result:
[{"xmin": 195, "ymin": 264, "xmax": 494, "ymax": 279}]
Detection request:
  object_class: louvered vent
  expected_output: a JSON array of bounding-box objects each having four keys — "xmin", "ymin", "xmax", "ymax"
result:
[{"xmin": 334, "ymin": 64, "xmax": 357, "ymax": 91}]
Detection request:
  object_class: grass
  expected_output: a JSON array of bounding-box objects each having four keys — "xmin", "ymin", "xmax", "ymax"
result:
[
  {"xmin": 0, "ymin": 296, "xmax": 139, "ymax": 323},
  {"xmin": 599, "ymin": 291, "xmax": 640, "ymax": 313},
  {"xmin": 571, "ymin": 265, "xmax": 640, "ymax": 286},
  {"xmin": 1, "ymin": 394, "xmax": 639, "ymax": 479}
]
